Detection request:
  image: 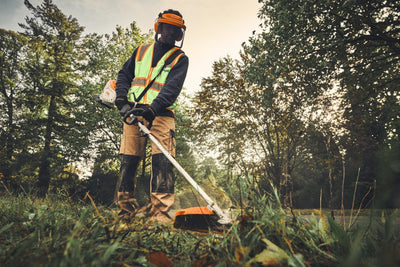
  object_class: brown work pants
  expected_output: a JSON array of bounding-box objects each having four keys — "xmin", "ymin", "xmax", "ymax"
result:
[{"xmin": 118, "ymin": 116, "xmax": 176, "ymax": 222}]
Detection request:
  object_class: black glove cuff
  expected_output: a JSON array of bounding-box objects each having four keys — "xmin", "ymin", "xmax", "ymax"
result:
[
  {"xmin": 143, "ymin": 107, "xmax": 156, "ymax": 122},
  {"xmin": 115, "ymin": 97, "xmax": 128, "ymax": 110}
]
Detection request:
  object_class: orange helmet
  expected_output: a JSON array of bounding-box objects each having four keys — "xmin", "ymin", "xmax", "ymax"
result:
[
  {"xmin": 154, "ymin": 10, "xmax": 186, "ymax": 48},
  {"xmin": 154, "ymin": 12, "xmax": 186, "ymax": 32}
]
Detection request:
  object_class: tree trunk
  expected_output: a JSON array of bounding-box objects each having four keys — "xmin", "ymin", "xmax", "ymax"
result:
[{"xmin": 37, "ymin": 95, "xmax": 56, "ymax": 196}]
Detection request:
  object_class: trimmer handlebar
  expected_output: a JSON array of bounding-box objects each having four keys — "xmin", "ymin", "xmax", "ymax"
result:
[{"xmin": 123, "ymin": 108, "xmax": 140, "ymax": 125}]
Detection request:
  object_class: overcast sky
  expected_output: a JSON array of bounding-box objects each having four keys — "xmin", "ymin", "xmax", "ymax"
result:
[{"xmin": 0, "ymin": 0, "xmax": 262, "ymax": 95}]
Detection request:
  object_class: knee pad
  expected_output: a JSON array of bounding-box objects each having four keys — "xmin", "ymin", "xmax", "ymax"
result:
[
  {"xmin": 151, "ymin": 153, "xmax": 175, "ymax": 193},
  {"xmin": 119, "ymin": 155, "xmax": 141, "ymax": 192}
]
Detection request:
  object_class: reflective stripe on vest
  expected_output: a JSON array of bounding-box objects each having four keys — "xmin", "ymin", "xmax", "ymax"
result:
[{"xmin": 127, "ymin": 43, "xmax": 183, "ymax": 110}]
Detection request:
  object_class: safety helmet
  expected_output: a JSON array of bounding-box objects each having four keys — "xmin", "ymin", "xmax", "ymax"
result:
[{"xmin": 154, "ymin": 10, "xmax": 186, "ymax": 48}]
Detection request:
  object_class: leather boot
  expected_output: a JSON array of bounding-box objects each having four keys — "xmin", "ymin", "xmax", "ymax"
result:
[
  {"xmin": 149, "ymin": 192, "xmax": 174, "ymax": 223},
  {"xmin": 117, "ymin": 191, "xmax": 139, "ymax": 219}
]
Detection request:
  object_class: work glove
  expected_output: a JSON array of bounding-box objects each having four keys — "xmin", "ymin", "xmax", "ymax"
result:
[
  {"xmin": 115, "ymin": 97, "xmax": 131, "ymax": 117},
  {"xmin": 140, "ymin": 106, "xmax": 156, "ymax": 124},
  {"xmin": 119, "ymin": 104, "xmax": 131, "ymax": 117},
  {"xmin": 122, "ymin": 105, "xmax": 156, "ymax": 128}
]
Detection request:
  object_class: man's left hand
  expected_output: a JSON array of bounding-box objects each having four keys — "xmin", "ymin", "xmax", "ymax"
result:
[{"xmin": 141, "ymin": 106, "xmax": 156, "ymax": 124}]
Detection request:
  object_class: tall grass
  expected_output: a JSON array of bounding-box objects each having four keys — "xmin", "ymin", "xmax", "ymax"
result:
[{"xmin": 0, "ymin": 190, "xmax": 399, "ymax": 266}]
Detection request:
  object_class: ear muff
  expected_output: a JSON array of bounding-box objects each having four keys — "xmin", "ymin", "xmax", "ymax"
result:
[
  {"xmin": 154, "ymin": 13, "xmax": 186, "ymax": 32},
  {"xmin": 176, "ymin": 30, "xmax": 183, "ymax": 41}
]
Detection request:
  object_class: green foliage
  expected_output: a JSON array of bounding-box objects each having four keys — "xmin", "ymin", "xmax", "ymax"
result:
[
  {"xmin": 0, "ymin": 194, "xmax": 225, "ymax": 266},
  {"xmin": 1, "ymin": 0, "xmax": 398, "ymax": 236},
  {"xmin": 191, "ymin": 54, "xmax": 315, "ymax": 207},
  {"xmin": 0, "ymin": 0, "xmax": 156, "ymax": 197},
  {"xmin": 84, "ymin": 155, "xmax": 119, "ymax": 206},
  {"xmin": 243, "ymin": 0, "xmax": 400, "ymax": 208},
  {"xmin": 187, "ymin": 0, "xmax": 400, "ymax": 209},
  {"xmin": 16, "ymin": 0, "xmax": 88, "ymax": 194},
  {"xmin": 0, "ymin": 29, "xmax": 29, "ymax": 190},
  {"xmin": 1, "ymin": 194, "xmax": 398, "ymax": 266},
  {"xmin": 375, "ymin": 142, "xmax": 400, "ymax": 208}
]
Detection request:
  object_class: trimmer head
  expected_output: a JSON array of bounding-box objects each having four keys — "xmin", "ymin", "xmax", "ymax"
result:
[{"xmin": 173, "ymin": 207, "xmax": 231, "ymax": 233}]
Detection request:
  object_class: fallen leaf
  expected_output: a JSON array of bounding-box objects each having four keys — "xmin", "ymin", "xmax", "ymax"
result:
[
  {"xmin": 235, "ymin": 246, "xmax": 249, "ymax": 262},
  {"xmin": 253, "ymin": 238, "xmax": 289, "ymax": 266},
  {"xmin": 146, "ymin": 251, "xmax": 173, "ymax": 267}
]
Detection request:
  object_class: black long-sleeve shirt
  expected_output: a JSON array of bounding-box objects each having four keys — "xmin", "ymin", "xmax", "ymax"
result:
[{"xmin": 116, "ymin": 41, "xmax": 189, "ymax": 117}]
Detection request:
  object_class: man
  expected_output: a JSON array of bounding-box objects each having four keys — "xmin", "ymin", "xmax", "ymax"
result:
[{"xmin": 114, "ymin": 9, "xmax": 188, "ymax": 223}]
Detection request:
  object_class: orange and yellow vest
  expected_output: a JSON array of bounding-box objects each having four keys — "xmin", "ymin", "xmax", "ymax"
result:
[{"xmin": 127, "ymin": 42, "xmax": 184, "ymax": 111}]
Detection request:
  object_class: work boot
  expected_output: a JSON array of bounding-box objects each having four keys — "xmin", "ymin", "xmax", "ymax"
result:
[
  {"xmin": 117, "ymin": 191, "xmax": 138, "ymax": 220},
  {"xmin": 148, "ymin": 192, "xmax": 174, "ymax": 224}
]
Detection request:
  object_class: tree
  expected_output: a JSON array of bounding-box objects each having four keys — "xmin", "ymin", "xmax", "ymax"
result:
[
  {"xmin": 189, "ymin": 55, "xmax": 310, "ymax": 206},
  {"xmin": 337, "ymin": 1, "xmax": 400, "ymax": 206},
  {"xmin": 0, "ymin": 29, "xmax": 28, "ymax": 189},
  {"xmin": 78, "ymin": 22, "xmax": 152, "ymax": 166},
  {"xmin": 19, "ymin": 0, "xmax": 86, "ymax": 195},
  {"xmin": 244, "ymin": 0, "xmax": 400, "ymax": 208},
  {"xmin": 80, "ymin": 23, "xmax": 153, "ymax": 204}
]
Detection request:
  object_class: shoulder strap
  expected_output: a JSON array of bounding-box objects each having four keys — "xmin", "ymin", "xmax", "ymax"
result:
[{"xmin": 133, "ymin": 48, "xmax": 184, "ymax": 103}]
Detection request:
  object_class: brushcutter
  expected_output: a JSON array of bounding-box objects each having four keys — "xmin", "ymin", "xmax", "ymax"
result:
[{"xmin": 123, "ymin": 108, "xmax": 232, "ymax": 229}]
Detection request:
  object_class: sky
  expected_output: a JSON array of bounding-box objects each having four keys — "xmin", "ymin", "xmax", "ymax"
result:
[{"xmin": 0, "ymin": 0, "xmax": 262, "ymax": 95}]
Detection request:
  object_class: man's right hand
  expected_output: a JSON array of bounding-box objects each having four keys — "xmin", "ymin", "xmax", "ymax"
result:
[
  {"xmin": 119, "ymin": 104, "xmax": 131, "ymax": 117},
  {"xmin": 115, "ymin": 97, "xmax": 131, "ymax": 117}
]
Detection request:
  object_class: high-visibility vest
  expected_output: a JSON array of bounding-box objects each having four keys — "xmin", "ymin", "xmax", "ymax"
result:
[{"xmin": 127, "ymin": 42, "xmax": 184, "ymax": 111}]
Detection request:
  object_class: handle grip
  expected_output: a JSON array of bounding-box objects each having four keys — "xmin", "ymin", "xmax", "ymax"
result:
[
  {"xmin": 123, "ymin": 107, "xmax": 144, "ymax": 125},
  {"xmin": 122, "ymin": 107, "xmax": 153, "ymax": 129}
]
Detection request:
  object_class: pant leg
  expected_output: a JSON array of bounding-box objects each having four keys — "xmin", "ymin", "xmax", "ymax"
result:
[
  {"xmin": 150, "ymin": 153, "xmax": 175, "ymax": 215},
  {"xmin": 119, "ymin": 120, "xmax": 147, "ymax": 156},
  {"xmin": 148, "ymin": 116, "xmax": 176, "ymax": 222},
  {"xmin": 117, "ymin": 121, "xmax": 146, "ymax": 217},
  {"xmin": 117, "ymin": 155, "xmax": 141, "ymax": 216}
]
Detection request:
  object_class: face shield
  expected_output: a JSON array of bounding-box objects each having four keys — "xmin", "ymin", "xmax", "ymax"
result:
[
  {"xmin": 155, "ymin": 23, "xmax": 185, "ymax": 48},
  {"xmin": 154, "ymin": 13, "xmax": 186, "ymax": 48}
]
